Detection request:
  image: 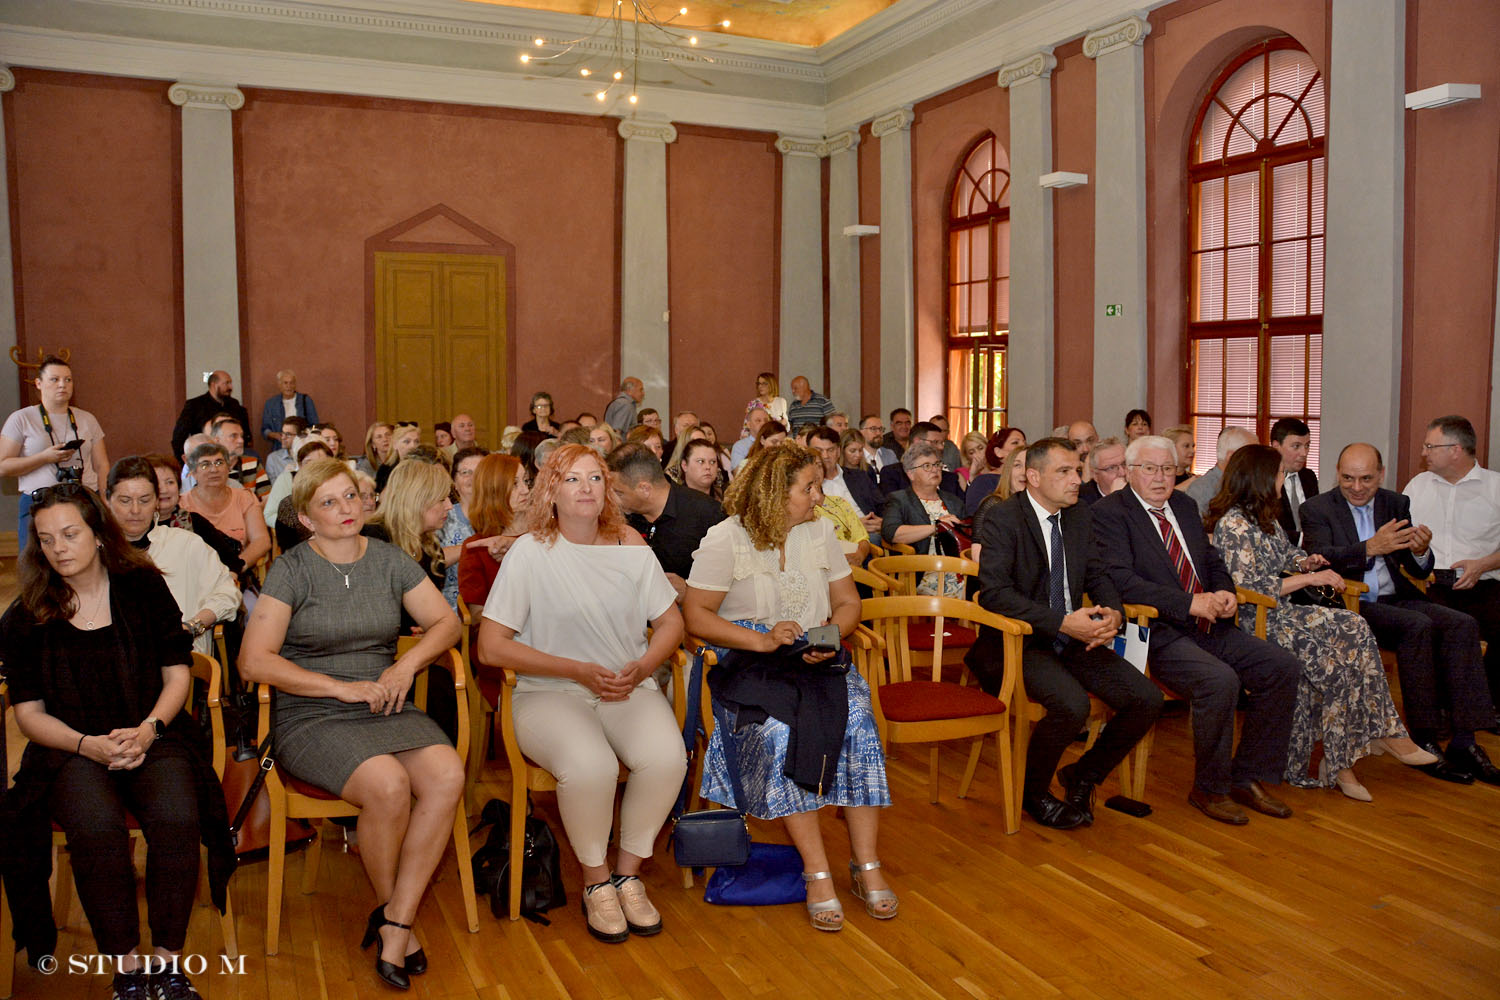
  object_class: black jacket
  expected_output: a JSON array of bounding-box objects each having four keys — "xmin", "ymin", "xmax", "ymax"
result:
[
  {"xmin": 840, "ymin": 466, "xmax": 883, "ymax": 517},
  {"xmin": 881, "ymin": 488, "xmax": 965, "ymax": 555},
  {"xmin": 1277, "ymin": 467, "xmax": 1319, "ymax": 543},
  {"xmin": 1299, "ymin": 487, "xmax": 1430, "ymax": 602},
  {"xmin": 172, "ymin": 391, "xmax": 252, "ymax": 462}
]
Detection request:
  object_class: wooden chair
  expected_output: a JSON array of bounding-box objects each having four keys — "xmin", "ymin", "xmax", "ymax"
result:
[
  {"xmin": 854, "ymin": 596, "xmax": 1027, "ymax": 830},
  {"xmin": 1008, "ymin": 603, "xmax": 1161, "ymax": 813},
  {"xmin": 673, "ymin": 642, "xmax": 719, "ymax": 890},
  {"xmin": 492, "ymin": 649, "xmax": 690, "ymax": 919},
  {"xmin": 49, "ymin": 652, "xmax": 239, "ymax": 956},
  {"xmin": 256, "ymin": 645, "xmax": 480, "ymax": 954},
  {"xmin": 868, "ymin": 555, "xmax": 982, "ymax": 676},
  {"xmin": 1236, "ymin": 586, "xmax": 1277, "ymax": 639}
]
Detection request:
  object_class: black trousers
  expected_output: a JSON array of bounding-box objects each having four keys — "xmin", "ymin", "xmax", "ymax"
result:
[
  {"xmin": 49, "ymin": 746, "xmax": 201, "ymax": 955},
  {"xmin": 1429, "ymin": 580, "xmax": 1500, "ymax": 715},
  {"xmin": 1359, "ymin": 596, "xmax": 1495, "ymax": 733},
  {"xmin": 1148, "ymin": 623, "xmax": 1301, "ymax": 795},
  {"xmin": 1019, "ymin": 641, "xmax": 1162, "ymax": 799}
]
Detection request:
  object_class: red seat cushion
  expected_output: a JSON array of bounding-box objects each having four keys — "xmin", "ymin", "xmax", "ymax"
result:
[
  {"xmin": 878, "ymin": 680, "xmax": 1004, "ymax": 722},
  {"xmin": 282, "ymin": 769, "xmax": 344, "ymax": 801},
  {"xmin": 906, "ymin": 621, "xmax": 977, "ymax": 651}
]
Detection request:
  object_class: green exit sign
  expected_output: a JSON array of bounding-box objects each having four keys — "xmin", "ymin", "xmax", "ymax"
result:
[{"xmin": 1104, "ymin": 304, "xmax": 1123, "ymax": 317}]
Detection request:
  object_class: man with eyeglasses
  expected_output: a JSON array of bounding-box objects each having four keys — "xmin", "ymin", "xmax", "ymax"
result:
[
  {"xmin": 1184, "ymin": 426, "xmax": 1257, "ymax": 515},
  {"xmin": 858, "ymin": 414, "xmax": 895, "ymax": 471},
  {"xmin": 1405, "ymin": 414, "xmax": 1500, "ymax": 728},
  {"xmin": 1092, "ymin": 435, "xmax": 1300, "ymax": 825},
  {"xmin": 877, "ymin": 422, "xmax": 962, "ymax": 497},
  {"xmin": 1079, "ymin": 437, "xmax": 1128, "ymax": 507}
]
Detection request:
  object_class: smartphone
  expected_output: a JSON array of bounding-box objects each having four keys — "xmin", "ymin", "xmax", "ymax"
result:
[
  {"xmin": 805, "ymin": 624, "xmax": 841, "ymax": 650},
  {"xmin": 59, "ymin": 438, "xmax": 83, "ymax": 451},
  {"xmin": 1432, "ymin": 568, "xmax": 1459, "ymax": 588}
]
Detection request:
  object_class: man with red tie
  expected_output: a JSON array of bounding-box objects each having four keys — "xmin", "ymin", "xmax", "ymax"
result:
[{"xmin": 1091, "ymin": 435, "xmax": 1301, "ymax": 825}]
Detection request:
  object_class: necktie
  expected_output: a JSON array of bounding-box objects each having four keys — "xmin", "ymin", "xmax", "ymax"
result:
[
  {"xmin": 1149, "ymin": 507, "xmax": 1210, "ymax": 632},
  {"xmin": 1285, "ymin": 477, "xmax": 1302, "ymax": 532},
  {"xmin": 1353, "ymin": 503, "xmax": 1379, "ymax": 603},
  {"xmin": 1048, "ymin": 512, "xmax": 1067, "ymax": 652}
]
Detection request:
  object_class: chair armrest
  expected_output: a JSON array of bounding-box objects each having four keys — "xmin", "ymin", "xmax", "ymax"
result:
[
  {"xmin": 1341, "ymin": 579, "xmax": 1368, "ymax": 613},
  {"xmin": 1235, "ymin": 586, "xmax": 1276, "ymax": 608},
  {"xmin": 1121, "ymin": 603, "xmax": 1158, "ymax": 622}
]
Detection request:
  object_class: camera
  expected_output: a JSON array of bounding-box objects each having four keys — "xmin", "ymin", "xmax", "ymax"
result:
[{"xmin": 55, "ymin": 465, "xmax": 82, "ymax": 484}]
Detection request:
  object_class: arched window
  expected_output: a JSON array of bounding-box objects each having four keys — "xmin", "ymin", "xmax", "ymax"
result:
[
  {"xmin": 946, "ymin": 134, "xmax": 1011, "ymax": 437},
  {"xmin": 1188, "ymin": 40, "xmax": 1325, "ymax": 471}
]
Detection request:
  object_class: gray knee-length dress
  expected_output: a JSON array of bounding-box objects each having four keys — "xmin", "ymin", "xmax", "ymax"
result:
[{"xmin": 261, "ymin": 538, "xmax": 449, "ymax": 794}]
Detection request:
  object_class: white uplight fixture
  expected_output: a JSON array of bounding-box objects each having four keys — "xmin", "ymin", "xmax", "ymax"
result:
[
  {"xmin": 1039, "ymin": 171, "xmax": 1089, "ymax": 189},
  {"xmin": 1404, "ymin": 83, "xmax": 1481, "ymax": 110},
  {"xmin": 843, "ymin": 224, "xmax": 880, "ymax": 237}
]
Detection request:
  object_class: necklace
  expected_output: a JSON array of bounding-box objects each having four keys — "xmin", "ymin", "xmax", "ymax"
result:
[
  {"xmin": 311, "ymin": 539, "xmax": 361, "ymax": 588},
  {"xmin": 78, "ymin": 580, "xmax": 109, "ymax": 629}
]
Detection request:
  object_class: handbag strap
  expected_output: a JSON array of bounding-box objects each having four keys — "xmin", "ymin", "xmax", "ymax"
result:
[
  {"xmin": 228, "ymin": 733, "xmax": 275, "ymax": 836},
  {"xmin": 673, "ymin": 645, "xmax": 751, "ymax": 818}
]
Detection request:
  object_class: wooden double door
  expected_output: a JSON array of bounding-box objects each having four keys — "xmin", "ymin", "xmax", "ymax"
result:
[{"xmin": 374, "ymin": 252, "xmax": 506, "ymax": 449}]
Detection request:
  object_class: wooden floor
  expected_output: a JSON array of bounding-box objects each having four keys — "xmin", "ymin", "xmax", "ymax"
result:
[{"xmin": 4, "ymin": 551, "xmax": 1498, "ymax": 998}]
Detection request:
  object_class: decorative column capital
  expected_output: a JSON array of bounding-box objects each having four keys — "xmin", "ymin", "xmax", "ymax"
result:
[
  {"xmin": 775, "ymin": 135, "xmax": 824, "ymax": 159},
  {"xmin": 617, "ymin": 118, "xmax": 677, "ymax": 144},
  {"xmin": 870, "ymin": 106, "xmax": 915, "ymax": 138},
  {"xmin": 997, "ymin": 50, "xmax": 1057, "ymax": 89},
  {"xmin": 0, "ymin": 67, "xmax": 15, "ymax": 94},
  {"xmin": 168, "ymin": 82, "xmax": 245, "ymax": 111},
  {"xmin": 1083, "ymin": 14, "xmax": 1152, "ymax": 59},
  {"xmin": 822, "ymin": 130, "xmax": 860, "ymax": 156}
]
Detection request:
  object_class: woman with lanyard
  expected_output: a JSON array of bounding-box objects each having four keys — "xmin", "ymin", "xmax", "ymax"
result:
[{"xmin": 0, "ymin": 355, "xmax": 109, "ymax": 542}]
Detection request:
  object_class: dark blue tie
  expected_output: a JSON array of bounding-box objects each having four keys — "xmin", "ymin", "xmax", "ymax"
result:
[{"xmin": 1049, "ymin": 512, "xmax": 1067, "ymax": 652}]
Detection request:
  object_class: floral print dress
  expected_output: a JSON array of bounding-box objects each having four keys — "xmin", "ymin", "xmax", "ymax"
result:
[{"xmin": 1212, "ymin": 508, "xmax": 1409, "ymax": 787}]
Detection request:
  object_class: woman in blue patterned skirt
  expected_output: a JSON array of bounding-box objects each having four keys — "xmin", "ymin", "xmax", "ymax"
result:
[{"xmin": 683, "ymin": 443, "xmax": 894, "ymax": 933}]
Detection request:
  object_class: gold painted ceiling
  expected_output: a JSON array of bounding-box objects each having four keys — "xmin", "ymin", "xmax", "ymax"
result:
[{"xmin": 461, "ymin": 0, "xmax": 901, "ymax": 47}]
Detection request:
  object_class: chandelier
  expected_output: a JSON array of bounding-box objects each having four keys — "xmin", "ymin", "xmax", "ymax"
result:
[{"xmin": 517, "ymin": 1, "xmax": 729, "ymax": 107}]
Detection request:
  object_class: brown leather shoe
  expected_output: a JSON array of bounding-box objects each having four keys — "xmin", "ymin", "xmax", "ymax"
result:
[
  {"xmin": 1188, "ymin": 788, "xmax": 1248, "ymax": 825},
  {"xmin": 1230, "ymin": 781, "xmax": 1292, "ymax": 818}
]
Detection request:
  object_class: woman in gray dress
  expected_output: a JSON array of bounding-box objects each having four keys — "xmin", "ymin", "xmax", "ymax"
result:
[{"xmin": 239, "ymin": 459, "xmax": 463, "ymax": 991}]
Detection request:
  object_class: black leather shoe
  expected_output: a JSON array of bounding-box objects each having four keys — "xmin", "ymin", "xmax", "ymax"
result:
[
  {"xmin": 361, "ymin": 904, "xmax": 411, "ymax": 991},
  {"xmin": 1415, "ymin": 740, "xmax": 1474, "ymax": 784},
  {"xmin": 1446, "ymin": 742, "xmax": 1500, "ymax": 785},
  {"xmin": 403, "ymin": 947, "xmax": 427, "ymax": 976},
  {"xmin": 1023, "ymin": 793, "xmax": 1088, "ymax": 830},
  {"xmin": 1055, "ymin": 763, "xmax": 1096, "ymax": 825}
]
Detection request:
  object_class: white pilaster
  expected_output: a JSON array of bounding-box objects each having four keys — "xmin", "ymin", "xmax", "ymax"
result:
[
  {"xmin": 0, "ymin": 67, "xmax": 18, "ymax": 425},
  {"xmin": 872, "ymin": 106, "xmax": 915, "ymax": 417},
  {"xmin": 169, "ymin": 82, "xmax": 244, "ymax": 398},
  {"xmin": 776, "ymin": 134, "xmax": 825, "ymax": 398},
  {"xmin": 825, "ymin": 130, "xmax": 862, "ymax": 417},
  {"xmin": 998, "ymin": 50, "xmax": 1057, "ymax": 438},
  {"xmin": 1084, "ymin": 15, "xmax": 1151, "ymax": 433},
  {"xmin": 1323, "ymin": 0, "xmax": 1404, "ymax": 479},
  {"xmin": 617, "ymin": 118, "xmax": 677, "ymax": 415}
]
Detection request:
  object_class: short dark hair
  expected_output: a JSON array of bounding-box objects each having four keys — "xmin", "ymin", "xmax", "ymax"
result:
[
  {"xmin": 1428, "ymin": 414, "xmax": 1477, "ymax": 456},
  {"xmin": 911, "ymin": 421, "xmax": 943, "ymax": 440},
  {"xmin": 451, "ymin": 445, "xmax": 489, "ymax": 469},
  {"xmin": 434, "ymin": 420, "xmax": 452, "ymax": 434},
  {"xmin": 210, "ymin": 414, "xmax": 242, "ymax": 434},
  {"xmin": 860, "ymin": 413, "xmax": 880, "ymax": 427},
  {"xmin": 296, "ymin": 440, "xmax": 332, "ymax": 464},
  {"xmin": 1025, "ymin": 437, "xmax": 1077, "ymax": 471},
  {"xmin": 606, "ymin": 443, "xmax": 668, "ymax": 486},
  {"xmin": 637, "ymin": 408, "xmax": 659, "ymax": 424},
  {"xmin": 106, "ymin": 456, "xmax": 159, "ymax": 497},
  {"xmin": 281, "ymin": 415, "xmax": 309, "ymax": 436},
  {"xmin": 807, "ymin": 425, "xmax": 840, "ymax": 448},
  {"xmin": 36, "ymin": 354, "xmax": 71, "ymax": 377},
  {"xmin": 889, "ymin": 407, "xmax": 912, "ymax": 421},
  {"xmin": 1124, "ymin": 408, "xmax": 1152, "ymax": 431},
  {"xmin": 1269, "ymin": 417, "xmax": 1310, "ymax": 443}
]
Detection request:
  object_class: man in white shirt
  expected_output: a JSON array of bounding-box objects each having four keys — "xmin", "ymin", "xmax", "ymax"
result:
[
  {"xmin": 1405, "ymin": 414, "xmax": 1500, "ymax": 725},
  {"xmin": 808, "ymin": 426, "xmax": 881, "ymax": 536},
  {"xmin": 729, "ymin": 408, "xmax": 769, "ymax": 471},
  {"xmin": 859, "ymin": 414, "xmax": 895, "ymax": 470}
]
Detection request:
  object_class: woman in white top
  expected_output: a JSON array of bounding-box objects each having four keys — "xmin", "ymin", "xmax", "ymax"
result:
[
  {"xmin": 0, "ymin": 356, "xmax": 109, "ymax": 539},
  {"xmin": 742, "ymin": 372, "xmax": 789, "ymax": 435},
  {"xmin": 104, "ymin": 457, "xmax": 239, "ymax": 655},
  {"xmin": 477, "ymin": 443, "xmax": 685, "ymax": 944},
  {"xmin": 682, "ymin": 443, "xmax": 894, "ymax": 934}
]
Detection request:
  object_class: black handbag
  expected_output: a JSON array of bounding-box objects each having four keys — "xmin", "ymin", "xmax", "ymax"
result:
[{"xmin": 471, "ymin": 797, "xmax": 567, "ymax": 924}]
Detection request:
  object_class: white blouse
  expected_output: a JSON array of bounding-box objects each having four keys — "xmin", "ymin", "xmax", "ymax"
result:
[{"xmin": 687, "ymin": 516, "xmax": 851, "ymax": 631}]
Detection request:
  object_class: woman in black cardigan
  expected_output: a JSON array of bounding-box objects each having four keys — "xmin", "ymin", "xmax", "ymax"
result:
[{"xmin": 0, "ymin": 483, "xmax": 232, "ymax": 1000}]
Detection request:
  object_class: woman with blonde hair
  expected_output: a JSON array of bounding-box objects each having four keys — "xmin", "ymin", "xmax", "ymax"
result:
[
  {"xmin": 357, "ymin": 421, "xmax": 394, "ymax": 479},
  {"xmin": 1162, "ymin": 425, "xmax": 1200, "ymax": 488},
  {"xmin": 956, "ymin": 431, "xmax": 988, "ymax": 488},
  {"xmin": 587, "ymin": 421, "xmax": 621, "ymax": 457},
  {"xmin": 365, "ymin": 459, "xmax": 452, "ymax": 598},
  {"xmin": 375, "ymin": 423, "xmax": 424, "ymax": 492},
  {"xmin": 477, "ymin": 444, "xmax": 685, "ymax": 943},
  {"xmin": 743, "ymin": 372, "xmax": 789, "ymax": 433},
  {"xmin": 684, "ymin": 443, "xmax": 893, "ymax": 933}
]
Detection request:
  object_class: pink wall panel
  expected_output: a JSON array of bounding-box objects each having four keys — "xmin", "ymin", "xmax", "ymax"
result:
[{"xmin": 1051, "ymin": 41, "xmax": 1096, "ymax": 430}]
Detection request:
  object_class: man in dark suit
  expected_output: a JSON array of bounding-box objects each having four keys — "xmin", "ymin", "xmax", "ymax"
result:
[
  {"xmin": 966, "ymin": 439, "xmax": 1163, "ymax": 829},
  {"xmin": 1092, "ymin": 435, "xmax": 1301, "ymax": 825},
  {"xmin": 1272, "ymin": 417, "xmax": 1318, "ymax": 544},
  {"xmin": 1300, "ymin": 443, "xmax": 1497, "ymax": 784},
  {"xmin": 1077, "ymin": 437, "xmax": 1127, "ymax": 507},
  {"xmin": 607, "ymin": 443, "xmax": 725, "ymax": 602},
  {"xmin": 878, "ymin": 421, "xmax": 962, "ymax": 496},
  {"xmin": 171, "ymin": 369, "xmax": 252, "ymax": 461}
]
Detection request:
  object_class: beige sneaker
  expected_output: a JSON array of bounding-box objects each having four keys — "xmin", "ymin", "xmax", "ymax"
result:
[
  {"xmin": 611, "ymin": 874, "xmax": 662, "ymax": 936},
  {"xmin": 581, "ymin": 881, "xmax": 628, "ymax": 943}
]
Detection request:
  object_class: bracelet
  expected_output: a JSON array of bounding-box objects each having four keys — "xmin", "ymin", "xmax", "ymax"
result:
[{"xmin": 76, "ymin": 733, "xmax": 87, "ymax": 755}]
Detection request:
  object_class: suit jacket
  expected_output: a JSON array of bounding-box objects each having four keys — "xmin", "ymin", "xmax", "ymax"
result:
[
  {"xmin": 171, "ymin": 391, "xmax": 252, "ymax": 462},
  {"xmin": 1077, "ymin": 481, "xmax": 1103, "ymax": 507},
  {"xmin": 258, "ymin": 392, "xmax": 320, "ymax": 447},
  {"xmin": 969, "ymin": 492, "xmax": 1123, "ymax": 663},
  {"xmin": 1277, "ymin": 467, "xmax": 1319, "ymax": 542},
  {"xmin": 1091, "ymin": 487, "xmax": 1236, "ymax": 635},
  {"xmin": 840, "ymin": 466, "xmax": 883, "ymax": 517},
  {"xmin": 1299, "ymin": 487, "xmax": 1429, "ymax": 602},
  {"xmin": 878, "ymin": 462, "xmax": 962, "ymax": 498},
  {"xmin": 880, "ymin": 488, "xmax": 964, "ymax": 555}
]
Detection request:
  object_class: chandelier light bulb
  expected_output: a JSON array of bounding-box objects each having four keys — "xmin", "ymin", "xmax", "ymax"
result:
[
  {"xmin": 721, "ymin": 19, "xmax": 730, "ymax": 27},
  {"xmin": 679, "ymin": 6, "xmax": 687, "ymax": 13},
  {"xmin": 580, "ymin": 68, "xmax": 591, "ymax": 76},
  {"xmin": 689, "ymin": 36, "xmax": 698, "ymax": 45},
  {"xmin": 595, "ymin": 90, "xmax": 607, "ymax": 101},
  {"xmin": 519, "ymin": 53, "xmax": 530, "ymax": 63},
  {"xmin": 629, "ymin": 93, "xmax": 639, "ymax": 105},
  {"xmin": 534, "ymin": 37, "xmax": 545, "ymax": 46},
  {"xmin": 613, "ymin": 70, "xmax": 623, "ymax": 80}
]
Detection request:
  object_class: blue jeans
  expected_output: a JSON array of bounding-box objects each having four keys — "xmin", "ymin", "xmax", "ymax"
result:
[{"xmin": 17, "ymin": 490, "xmax": 33, "ymax": 550}]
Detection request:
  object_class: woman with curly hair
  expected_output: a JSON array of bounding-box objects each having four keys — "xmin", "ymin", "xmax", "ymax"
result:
[
  {"xmin": 456, "ymin": 454, "xmax": 531, "ymax": 612},
  {"xmin": 682, "ymin": 443, "xmax": 894, "ymax": 934},
  {"xmin": 476, "ymin": 444, "xmax": 685, "ymax": 943}
]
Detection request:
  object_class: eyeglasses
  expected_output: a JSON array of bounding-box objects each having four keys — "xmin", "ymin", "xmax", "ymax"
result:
[
  {"xmin": 196, "ymin": 458, "xmax": 228, "ymax": 470},
  {"xmin": 1127, "ymin": 462, "xmax": 1173, "ymax": 478},
  {"xmin": 911, "ymin": 462, "xmax": 942, "ymax": 473},
  {"xmin": 1095, "ymin": 463, "xmax": 1125, "ymax": 475},
  {"xmin": 863, "ymin": 425, "xmax": 885, "ymax": 433},
  {"xmin": 1421, "ymin": 442, "xmax": 1459, "ymax": 452}
]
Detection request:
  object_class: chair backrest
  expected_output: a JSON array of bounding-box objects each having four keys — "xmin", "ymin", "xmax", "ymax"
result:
[
  {"xmin": 1235, "ymin": 586, "xmax": 1276, "ymax": 639},
  {"xmin": 868, "ymin": 554, "xmax": 980, "ymax": 597},
  {"xmin": 858, "ymin": 595, "xmax": 1029, "ymax": 698},
  {"xmin": 188, "ymin": 651, "xmax": 226, "ymax": 779},
  {"xmin": 849, "ymin": 564, "xmax": 896, "ymax": 593}
]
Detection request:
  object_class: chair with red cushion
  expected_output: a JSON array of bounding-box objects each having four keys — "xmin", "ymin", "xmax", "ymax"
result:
[
  {"xmin": 854, "ymin": 595, "xmax": 1028, "ymax": 827},
  {"xmin": 868, "ymin": 555, "xmax": 982, "ymax": 678}
]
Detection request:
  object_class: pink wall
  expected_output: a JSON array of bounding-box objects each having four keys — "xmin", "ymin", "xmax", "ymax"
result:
[
  {"xmin": 1402, "ymin": 0, "xmax": 1500, "ymax": 475},
  {"xmin": 666, "ymin": 126, "xmax": 779, "ymax": 441},
  {"xmin": 7, "ymin": 72, "xmax": 180, "ymax": 460},
  {"xmin": 912, "ymin": 76, "xmax": 1009, "ymax": 431},
  {"xmin": 235, "ymin": 91, "xmax": 620, "ymax": 445},
  {"xmin": 1051, "ymin": 40, "xmax": 1096, "ymax": 429}
]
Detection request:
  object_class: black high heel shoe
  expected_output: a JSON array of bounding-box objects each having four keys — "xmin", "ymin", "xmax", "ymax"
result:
[
  {"xmin": 404, "ymin": 945, "xmax": 427, "ymax": 976},
  {"xmin": 361, "ymin": 904, "xmax": 411, "ymax": 991}
]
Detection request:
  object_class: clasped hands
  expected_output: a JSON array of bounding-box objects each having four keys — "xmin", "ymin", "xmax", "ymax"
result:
[
  {"xmin": 576, "ymin": 658, "xmax": 656, "ymax": 701},
  {"xmin": 1188, "ymin": 590, "xmax": 1240, "ymax": 621},
  {"xmin": 84, "ymin": 722, "xmax": 156, "ymax": 770},
  {"xmin": 1365, "ymin": 518, "xmax": 1432, "ymax": 559},
  {"xmin": 342, "ymin": 660, "xmax": 421, "ymax": 715},
  {"xmin": 1059, "ymin": 606, "xmax": 1123, "ymax": 650}
]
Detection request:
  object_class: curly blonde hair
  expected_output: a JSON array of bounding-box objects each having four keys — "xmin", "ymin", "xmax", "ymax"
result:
[
  {"xmin": 524, "ymin": 443, "xmax": 629, "ymax": 546},
  {"xmin": 722, "ymin": 442, "xmax": 819, "ymax": 550}
]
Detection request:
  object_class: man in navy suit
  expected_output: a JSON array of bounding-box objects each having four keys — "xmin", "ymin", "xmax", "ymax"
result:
[
  {"xmin": 1091, "ymin": 435, "xmax": 1300, "ymax": 825},
  {"xmin": 1300, "ymin": 443, "xmax": 1497, "ymax": 784},
  {"xmin": 258, "ymin": 368, "xmax": 320, "ymax": 452},
  {"xmin": 966, "ymin": 439, "xmax": 1162, "ymax": 829},
  {"xmin": 1272, "ymin": 417, "xmax": 1318, "ymax": 544}
]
